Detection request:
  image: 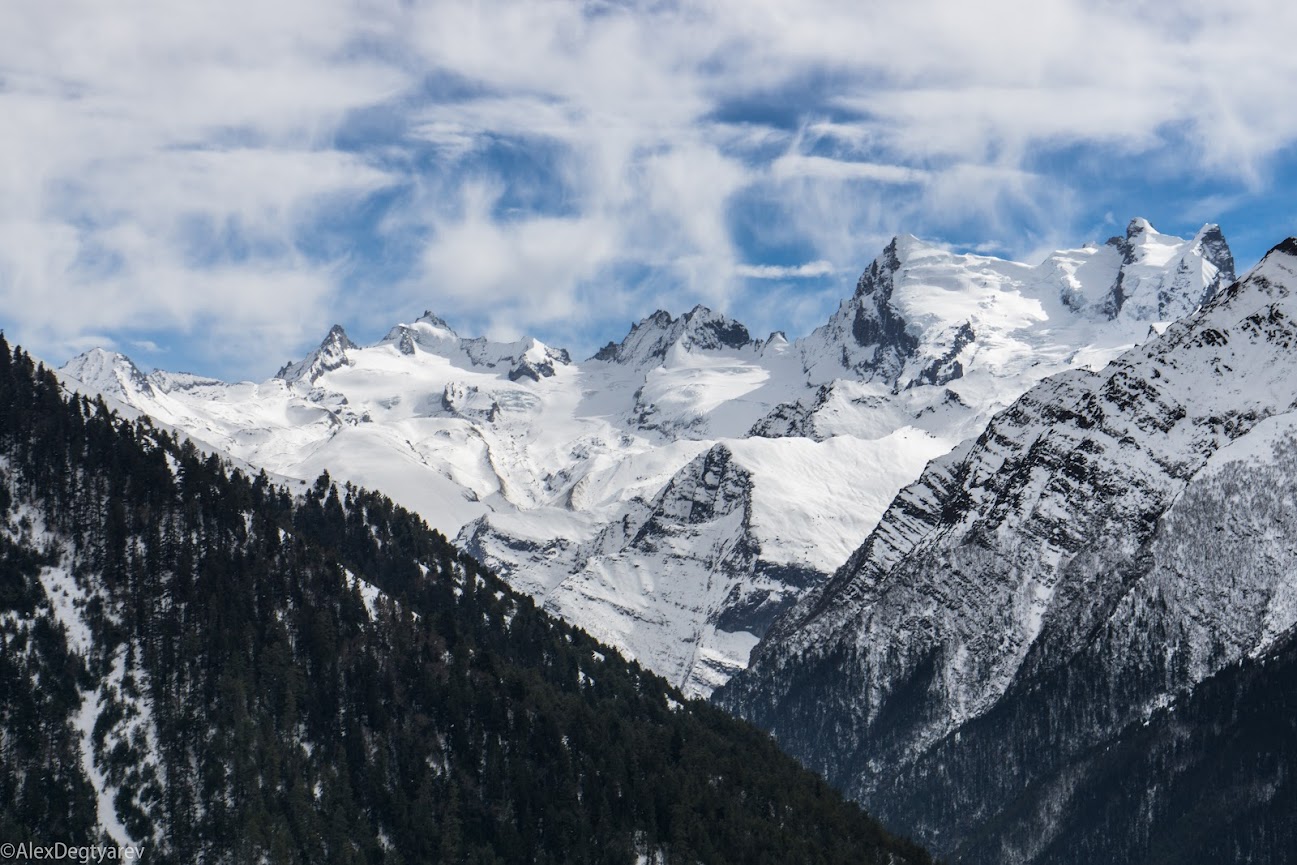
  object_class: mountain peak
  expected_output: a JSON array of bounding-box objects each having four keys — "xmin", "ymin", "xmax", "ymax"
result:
[
  {"xmin": 890, "ymin": 233, "xmax": 930, "ymax": 256},
  {"xmin": 800, "ymin": 237, "xmax": 916, "ymax": 385},
  {"xmin": 1103, "ymin": 218, "xmax": 1235, "ymax": 320},
  {"xmin": 680, "ymin": 305, "xmax": 752, "ymax": 347},
  {"xmin": 592, "ymin": 307, "xmax": 754, "ymax": 365},
  {"xmin": 1244, "ymin": 236, "xmax": 1297, "ymax": 285},
  {"xmin": 276, "ymin": 324, "xmax": 357, "ymax": 384},
  {"xmin": 504, "ymin": 338, "xmax": 572, "ymax": 382},
  {"xmin": 323, "ymin": 324, "xmax": 356, "ymax": 348},
  {"xmin": 850, "ymin": 237, "xmax": 908, "ymax": 300},
  {"xmin": 1266, "ymin": 236, "xmax": 1297, "ymax": 260},
  {"xmin": 58, "ymin": 347, "xmax": 153, "ymax": 400},
  {"xmin": 415, "ymin": 310, "xmax": 457, "ymax": 336},
  {"xmin": 1127, "ymin": 216, "xmax": 1155, "ymax": 237},
  {"xmin": 1193, "ymin": 222, "xmax": 1225, "ymax": 243}
]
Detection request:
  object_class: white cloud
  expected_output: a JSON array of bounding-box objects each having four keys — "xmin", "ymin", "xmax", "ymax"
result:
[
  {"xmin": 415, "ymin": 181, "xmax": 618, "ymax": 326},
  {"xmin": 0, "ymin": 0, "xmax": 406, "ymax": 378},
  {"xmin": 735, "ymin": 261, "xmax": 836, "ymax": 279},
  {"xmin": 771, "ymin": 155, "xmax": 927, "ymax": 185},
  {"xmin": 3, "ymin": 0, "xmax": 1297, "ymax": 375}
]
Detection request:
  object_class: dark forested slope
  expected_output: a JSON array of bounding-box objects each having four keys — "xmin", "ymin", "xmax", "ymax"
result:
[{"xmin": 0, "ymin": 335, "xmax": 931, "ymax": 865}]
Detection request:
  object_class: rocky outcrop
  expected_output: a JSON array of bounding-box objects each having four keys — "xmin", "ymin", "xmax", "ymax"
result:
[{"xmin": 718, "ymin": 239, "xmax": 1297, "ymax": 862}]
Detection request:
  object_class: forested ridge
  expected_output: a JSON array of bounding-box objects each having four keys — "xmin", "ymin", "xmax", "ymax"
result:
[{"xmin": 0, "ymin": 334, "xmax": 933, "ymax": 864}]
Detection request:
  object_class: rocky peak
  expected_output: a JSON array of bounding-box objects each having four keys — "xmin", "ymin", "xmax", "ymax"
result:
[
  {"xmin": 853, "ymin": 236, "xmax": 907, "ymax": 298},
  {"xmin": 1191, "ymin": 223, "xmax": 1236, "ymax": 302},
  {"xmin": 593, "ymin": 310, "xmax": 674, "ymax": 363},
  {"xmin": 276, "ymin": 324, "xmax": 357, "ymax": 384},
  {"xmin": 414, "ymin": 310, "xmax": 457, "ymax": 336},
  {"xmin": 678, "ymin": 305, "xmax": 754, "ymax": 352},
  {"xmin": 1106, "ymin": 217, "xmax": 1163, "ymax": 263},
  {"xmin": 1126, "ymin": 215, "xmax": 1153, "ymax": 238},
  {"xmin": 503, "ymin": 339, "xmax": 572, "ymax": 382},
  {"xmin": 800, "ymin": 236, "xmax": 918, "ymax": 386},
  {"xmin": 592, "ymin": 306, "xmax": 755, "ymax": 366},
  {"xmin": 760, "ymin": 331, "xmax": 791, "ymax": 357},
  {"xmin": 1099, "ymin": 218, "xmax": 1235, "ymax": 321},
  {"xmin": 380, "ymin": 311, "xmax": 460, "ymax": 357},
  {"xmin": 1268, "ymin": 235, "xmax": 1297, "ymax": 259}
]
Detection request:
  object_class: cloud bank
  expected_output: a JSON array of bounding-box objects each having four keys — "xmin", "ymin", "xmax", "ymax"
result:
[{"xmin": 3, "ymin": 0, "xmax": 1296, "ymax": 377}]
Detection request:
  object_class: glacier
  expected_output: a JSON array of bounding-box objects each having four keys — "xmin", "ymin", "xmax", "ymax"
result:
[{"xmin": 58, "ymin": 218, "xmax": 1233, "ymax": 695}]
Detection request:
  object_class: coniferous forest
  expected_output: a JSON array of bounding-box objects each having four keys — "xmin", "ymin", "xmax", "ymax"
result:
[{"xmin": 0, "ymin": 334, "xmax": 934, "ymax": 864}]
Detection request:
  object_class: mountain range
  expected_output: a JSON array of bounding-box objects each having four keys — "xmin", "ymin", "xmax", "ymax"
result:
[
  {"xmin": 0, "ymin": 336, "xmax": 932, "ymax": 863},
  {"xmin": 58, "ymin": 218, "xmax": 1234, "ymax": 697},
  {"xmin": 33, "ymin": 216, "xmax": 1297, "ymax": 861},
  {"xmin": 717, "ymin": 237, "xmax": 1297, "ymax": 862}
]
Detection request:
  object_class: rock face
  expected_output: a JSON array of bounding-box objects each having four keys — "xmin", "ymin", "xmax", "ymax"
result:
[
  {"xmin": 716, "ymin": 239, "xmax": 1297, "ymax": 862},
  {"xmin": 462, "ymin": 434, "xmax": 938, "ymax": 695},
  {"xmin": 57, "ymin": 220, "xmax": 1230, "ymax": 697},
  {"xmin": 593, "ymin": 305, "xmax": 757, "ymax": 367},
  {"xmin": 469, "ymin": 444, "xmax": 779, "ymax": 696},
  {"xmin": 1101, "ymin": 219, "xmax": 1235, "ymax": 321},
  {"xmin": 276, "ymin": 324, "xmax": 358, "ymax": 384},
  {"xmin": 800, "ymin": 237, "xmax": 919, "ymax": 384}
]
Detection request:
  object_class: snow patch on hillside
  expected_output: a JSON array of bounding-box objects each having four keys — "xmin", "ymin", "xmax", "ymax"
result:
[{"xmin": 9, "ymin": 507, "xmax": 158, "ymax": 848}]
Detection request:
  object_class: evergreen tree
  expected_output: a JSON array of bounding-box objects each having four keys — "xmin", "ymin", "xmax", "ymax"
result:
[{"xmin": 0, "ymin": 335, "xmax": 933, "ymax": 865}]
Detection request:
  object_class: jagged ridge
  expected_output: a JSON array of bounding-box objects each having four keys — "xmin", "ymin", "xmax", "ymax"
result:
[
  {"xmin": 55, "ymin": 220, "xmax": 1231, "ymax": 698},
  {"xmin": 717, "ymin": 238, "xmax": 1297, "ymax": 862}
]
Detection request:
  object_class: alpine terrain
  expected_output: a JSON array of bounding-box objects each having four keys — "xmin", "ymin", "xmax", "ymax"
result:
[
  {"xmin": 57, "ymin": 219, "xmax": 1234, "ymax": 697},
  {"xmin": 0, "ymin": 335, "xmax": 933, "ymax": 864},
  {"xmin": 716, "ymin": 238, "xmax": 1297, "ymax": 863}
]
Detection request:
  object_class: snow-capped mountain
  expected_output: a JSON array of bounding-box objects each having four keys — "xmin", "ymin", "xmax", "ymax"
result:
[
  {"xmin": 60, "ymin": 345, "xmax": 160, "ymax": 402},
  {"xmin": 377, "ymin": 311, "xmax": 573, "ymax": 382},
  {"xmin": 716, "ymin": 238, "xmax": 1297, "ymax": 862},
  {"xmin": 57, "ymin": 219, "xmax": 1231, "ymax": 695},
  {"xmin": 3, "ymin": 335, "xmax": 933, "ymax": 864},
  {"xmin": 784, "ymin": 219, "xmax": 1233, "ymax": 435},
  {"xmin": 592, "ymin": 305, "xmax": 759, "ymax": 367},
  {"xmin": 276, "ymin": 323, "xmax": 357, "ymax": 384}
]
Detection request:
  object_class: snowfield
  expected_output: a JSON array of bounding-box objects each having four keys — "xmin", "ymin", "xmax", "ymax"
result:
[{"xmin": 59, "ymin": 219, "xmax": 1233, "ymax": 694}]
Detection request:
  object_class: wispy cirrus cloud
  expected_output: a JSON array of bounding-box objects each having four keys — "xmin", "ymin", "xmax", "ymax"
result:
[
  {"xmin": 4, "ymin": 0, "xmax": 1297, "ymax": 376},
  {"xmin": 735, "ymin": 261, "xmax": 836, "ymax": 279},
  {"xmin": 770, "ymin": 155, "xmax": 927, "ymax": 185}
]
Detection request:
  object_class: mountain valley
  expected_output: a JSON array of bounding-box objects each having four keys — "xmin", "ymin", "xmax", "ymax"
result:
[{"xmin": 18, "ymin": 218, "xmax": 1297, "ymax": 862}]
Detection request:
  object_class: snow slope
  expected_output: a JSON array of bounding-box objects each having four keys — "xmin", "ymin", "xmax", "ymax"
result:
[
  {"xmin": 58, "ymin": 219, "xmax": 1231, "ymax": 695},
  {"xmin": 718, "ymin": 237, "xmax": 1297, "ymax": 861}
]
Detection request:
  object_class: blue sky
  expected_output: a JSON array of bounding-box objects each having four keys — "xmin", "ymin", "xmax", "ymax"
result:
[{"xmin": 3, "ymin": 0, "xmax": 1297, "ymax": 380}]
